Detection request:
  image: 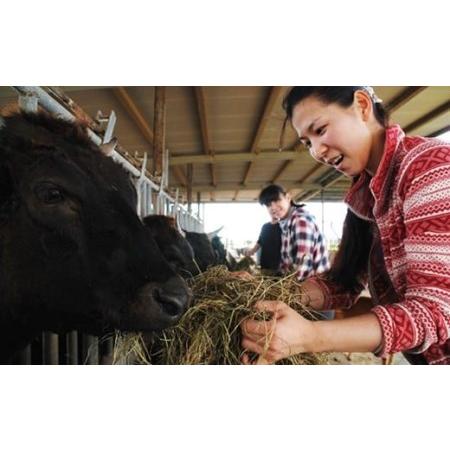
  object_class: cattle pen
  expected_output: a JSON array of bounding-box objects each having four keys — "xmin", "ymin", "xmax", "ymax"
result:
[{"xmin": 0, "ymin": 86, "xmax": 449, "ymax": 365}]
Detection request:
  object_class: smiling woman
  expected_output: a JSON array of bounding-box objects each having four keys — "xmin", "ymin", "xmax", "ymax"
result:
[
  {"xmin": 241, "ymin": 86, "xmax": 450, "ymax": 365},
  {"xmin": 287, "ymin": 86, "xmax": 388, "ymax": 178}
]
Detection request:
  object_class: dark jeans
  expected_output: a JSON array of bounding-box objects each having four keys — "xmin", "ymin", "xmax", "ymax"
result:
[{"xmin": 402, "ymin": 353, "xmax": 428, "ymax": 365}]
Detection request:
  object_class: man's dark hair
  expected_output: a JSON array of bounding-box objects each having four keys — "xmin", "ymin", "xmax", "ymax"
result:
[{"xmin": 258, "ymin": 184, "xmax": 287, "ymax": 206}]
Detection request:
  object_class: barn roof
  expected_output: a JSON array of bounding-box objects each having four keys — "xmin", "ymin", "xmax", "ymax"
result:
[{"xmin": 0, "ymin": 86, "xmax": 448, "ymax": 203}]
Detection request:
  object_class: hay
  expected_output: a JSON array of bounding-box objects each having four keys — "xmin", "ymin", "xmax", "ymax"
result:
[
  {"xmin": 233, "ymin": 255, "xmax": 256, "ymax": 272},
  {"xmin": 113, "ymin": 266, "xmax": 329, "ymax": 365}
]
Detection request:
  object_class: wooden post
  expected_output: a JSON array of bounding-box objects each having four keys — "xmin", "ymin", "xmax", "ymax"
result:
[
  {"xmin": 153, "ymin": 87, "xmax": 166, "ymax": 178},
  {"xmin": 187, "ymin": 164, "xmax": 193, "ymax": 213}
]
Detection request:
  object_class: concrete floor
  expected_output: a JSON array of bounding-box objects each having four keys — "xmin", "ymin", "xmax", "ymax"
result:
[{"xmin": 327, "ymin": 352, "xmax": 410, "ymax": 365}]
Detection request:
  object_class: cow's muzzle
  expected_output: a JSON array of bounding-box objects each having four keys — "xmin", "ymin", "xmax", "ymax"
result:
[
  {"xmin": 136, "ymin": 275, "xmax": 191, "ymax": 329},
  {"xmin": 154, "ymin": 277, "xmax": 191, "ymax": 319}
]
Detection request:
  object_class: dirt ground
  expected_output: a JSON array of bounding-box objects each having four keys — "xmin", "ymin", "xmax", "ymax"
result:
[{"xmin": 327, "ymin": 352, "xmax": 410, "ymax": 365}]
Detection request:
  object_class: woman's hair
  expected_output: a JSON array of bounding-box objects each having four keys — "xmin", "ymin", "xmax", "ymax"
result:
[
  {"xmin": 325, "ymin": 208, "xmax": 373, "ymax": 293},
  {"xmin": 258, "ymin": 184, "xmax": 305, "ymax": 210},
  {"xmin": 258, "ymin": 184, "xmax": 286, "ymax": 206},
  {"xmin": 280, "ymin": 87, "xmax": 389, "ymax": 149}
]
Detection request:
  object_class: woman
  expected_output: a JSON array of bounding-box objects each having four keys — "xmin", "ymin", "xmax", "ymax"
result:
[
  {"xmin": 241, "ymin": 86, "xmax": 450, "ymax": 365},
  {"xmin": 256, "ymin": 184, "xmax": 330, "ymax": 281}
]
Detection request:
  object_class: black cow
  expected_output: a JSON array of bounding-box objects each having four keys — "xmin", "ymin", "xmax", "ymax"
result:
[
  {"xmin": 183, "ymin": 228, "xmax": 235, "ymax": 272},
  {"xmin": 143, "ymin": 215, "xmax": 199, "ymax": 278},
  {"xmin": 0, "ymin": 111, "xmax": 190, "ymax": 362},
  {"xmin": 183, "ymin": 231, "xmax": 218, "ymax": 272},
  {"xmin": 211, "ymin": 235, "xmax": 225, "ymax": 264}
]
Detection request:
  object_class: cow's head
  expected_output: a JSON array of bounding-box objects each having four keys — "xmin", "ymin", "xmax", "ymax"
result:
[
  {"xmin": 183, "ymin": 231, "xmax": 217, "ymax": 272},
  {"xmin": 143, "ymin": 215, "xmax": 199, "ymax": 278},
  {"xmin": 0, "ymin": 112, "xmax": 190, "ymax": 339}
]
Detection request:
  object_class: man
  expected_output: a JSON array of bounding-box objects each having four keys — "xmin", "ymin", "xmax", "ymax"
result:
[{"xmin": 244, "ymin": 210, "xmax": 282, "ymax": 274}]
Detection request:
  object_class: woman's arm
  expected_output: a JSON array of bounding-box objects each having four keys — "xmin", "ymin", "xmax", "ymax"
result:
[
  {"xmin": 241, "ymin": 301, "xmax": 383, "ymax": 363},
  {"xmin": 244, "ymin": 243, "xmax": 260, "ymax": 257}
]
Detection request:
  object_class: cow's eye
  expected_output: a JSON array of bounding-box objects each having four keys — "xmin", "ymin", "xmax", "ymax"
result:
[{"xmin": 35, "ymin": 184, "xmax": 65, "ymax": 204}]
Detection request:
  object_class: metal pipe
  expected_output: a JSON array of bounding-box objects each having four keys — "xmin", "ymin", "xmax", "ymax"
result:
[
  {"xmin": 12, "ymin": 88, "xmax": 203, "ymax": 224},
  {"xmin": 66, "ymin": 331, "xmax": 79, "ymax": 365},
  {"xmin": 42, "ymin": 332, "xmax": 59, "ymax": 365}
]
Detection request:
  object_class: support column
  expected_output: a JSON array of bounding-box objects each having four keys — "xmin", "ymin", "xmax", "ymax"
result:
[{"xmin": 153, "ymin": 87, "xmax": 166, "ymax": 178}]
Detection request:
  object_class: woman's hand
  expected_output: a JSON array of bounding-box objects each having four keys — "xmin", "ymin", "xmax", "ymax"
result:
[{"xmin": 240, "ymin": 300, "xmax": 319, "ymax": 364}]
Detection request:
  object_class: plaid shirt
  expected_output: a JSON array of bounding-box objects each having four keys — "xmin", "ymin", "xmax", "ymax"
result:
[{"xmin": 279, "ymin": 205, "xmax": 330, "ymax": 281}]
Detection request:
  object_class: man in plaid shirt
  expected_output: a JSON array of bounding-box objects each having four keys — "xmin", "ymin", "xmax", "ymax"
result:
[{"xmin": 258, "ymin": 184, "xmax": 330, "ymax": 280}]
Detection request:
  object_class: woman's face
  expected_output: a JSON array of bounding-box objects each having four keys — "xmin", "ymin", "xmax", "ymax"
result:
[
  {"xmin": 266, "ymin": 193, "xmax": 291, "ymax": 220},
  {"xmin": 291, "ymin": 93, "xmax": 374, "ymax": 177}
]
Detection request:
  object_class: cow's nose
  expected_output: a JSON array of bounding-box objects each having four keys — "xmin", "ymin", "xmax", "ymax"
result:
[{"xmin": 154, "ymin": 276, "xmax": 191, "ymax": 319}]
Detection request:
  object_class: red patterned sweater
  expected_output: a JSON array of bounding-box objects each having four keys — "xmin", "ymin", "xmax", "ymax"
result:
[{"xmin": 311, "ymin": 125, "xmax": 450, "ymax": 364}]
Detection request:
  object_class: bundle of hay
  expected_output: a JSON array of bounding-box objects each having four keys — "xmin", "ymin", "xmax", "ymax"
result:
[{"xmin": 113, "ymin": 266, "xmax": 328, "ymax": 365}]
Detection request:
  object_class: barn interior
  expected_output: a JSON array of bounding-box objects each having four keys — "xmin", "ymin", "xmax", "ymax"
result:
[
  {"xmin": 0, "ymin": 86, "xmax": 449, "ymax": 365},
  {"xmin": 1, "ymin": 86, "xmax": 448, "ymax": 208}
]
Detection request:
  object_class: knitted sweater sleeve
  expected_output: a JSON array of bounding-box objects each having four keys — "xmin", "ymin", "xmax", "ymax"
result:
[
  {"xmin": 372, "ymin": 144, "xmax": 450, "ymax": 356},
  {"xmin": 306, "ymin": 275, "xmax": 364, "ymax": 310}
]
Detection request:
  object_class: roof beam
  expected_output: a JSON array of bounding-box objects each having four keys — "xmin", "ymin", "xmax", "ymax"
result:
[
  {"xmin": 112, "ymin": 87, "xmax": 185, "ymax": 187},
  {"xmin": 271, "ymin": 160, "xmax": 294, "ymax": 184},
  {"xmin": 289, "ymin": 164, "xmax": 329, "ymax": 199},
  {"xmin": 297, "ymin": 172, "xmax": 345, "ymax": 202},
  {"xmin": 427, "ymin": 125, "xmax": 450, "ymax": 138},
  {"xmin": 112, "ymin": 87, "xmax": 154, "ymax": 144},
  {"xmin": 170, "ymin": 150, "xmax": 301, "ymax": 166},
  {"xmin": 240, "ymin": 87, "xmax": 284, "ymax": 187},
  {"xmin": 194, "ymin": 87, "xmax": 216, "ymax": 187},
  {"xmin": 172, "ymin": 166, "xmax": 188, "ymax": 186},
  {"xmin": 404, "ymin": 100, "xmax": 450, "ymax": 134},
  {"xmin": 232, "ymin": 86, "xmax": 286, "ymax": 202},
  {"xmin": 173, "ymin": 181, "xmax": 323, "ymax": 192},
  {"xmin": 385, "ymin": 86, "xmax": 427, "ymax": 112},
  {"xmin": 271, "ymin": 141, "xmax": 306, "ymax": 183}
]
